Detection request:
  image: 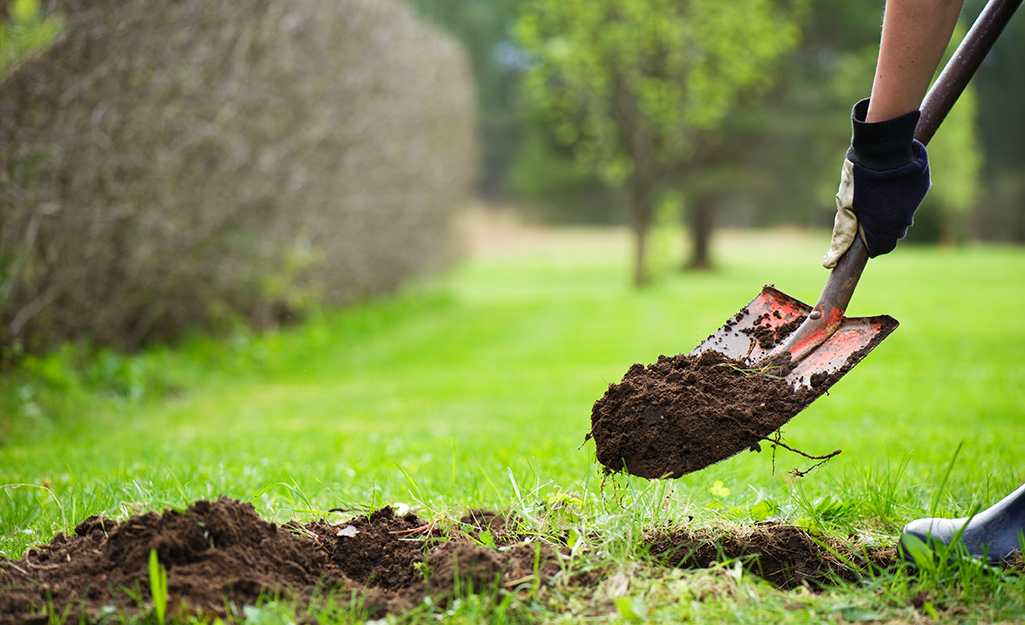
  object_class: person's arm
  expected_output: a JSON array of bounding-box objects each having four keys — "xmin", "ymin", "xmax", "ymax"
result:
[
  {"xmin": 822, "ymin": 0, "xmax": 965, "ymax": 268},
  {"xmin": 867, "ymin": 0, "xmax": 966, "ymax": 121}
]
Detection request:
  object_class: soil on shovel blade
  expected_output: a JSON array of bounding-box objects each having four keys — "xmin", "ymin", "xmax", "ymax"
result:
[{"xmin": 589, "ymin": 350, "xmax": 837, "ymax": 479}]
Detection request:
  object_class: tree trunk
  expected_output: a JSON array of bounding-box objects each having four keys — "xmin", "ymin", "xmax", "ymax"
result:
[
  {"xmin": 629, "ymin": 175, "xmax": 653, "ymax": 286},
  {"xmin": 686, "ymin": 190, "xmax": 714, "ymax": 270},
  {"xmin": 938, "ymin": 213, "xmax": 958, "ymax": 248},
  {"xmin": 627, "ymin": 122, "xmax": 656, "ymax": 286}
]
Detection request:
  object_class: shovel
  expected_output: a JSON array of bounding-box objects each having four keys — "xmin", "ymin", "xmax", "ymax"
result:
[
  {"xmin": 590, "ymin": 0, "xmax": 1020, "ymax": 479},
  {"xmin": 694, "ymin": 0, "xmax": 1020, "ymax": 393}
]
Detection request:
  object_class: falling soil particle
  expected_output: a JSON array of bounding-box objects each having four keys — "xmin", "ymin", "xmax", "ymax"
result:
[
  {"xmin": 589, "ymin": 350, "xmax": 836, "ymax": 479},
  {"xmin": 0, "ymin": 498, "xmax": 567, "ymax": 625}
]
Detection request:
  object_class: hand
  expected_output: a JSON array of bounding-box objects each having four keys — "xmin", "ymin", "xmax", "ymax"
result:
[{"xmin": 823, "ymin": 99, "xmax": 931, "ymax": 269}]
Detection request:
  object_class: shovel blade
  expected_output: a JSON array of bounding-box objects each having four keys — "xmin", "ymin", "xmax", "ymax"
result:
[{"xmin": 691, "ymin": 285, "xmax": 898, "ymax": 389}]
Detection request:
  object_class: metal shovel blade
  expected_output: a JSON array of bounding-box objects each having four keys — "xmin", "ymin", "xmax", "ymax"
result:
[{"xmin": 690, "ymin": 285, "xmax": 898, "ymax": 390}]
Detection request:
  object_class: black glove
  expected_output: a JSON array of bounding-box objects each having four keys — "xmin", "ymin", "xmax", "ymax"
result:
[{"xmin": 823, "ymin": 98, "xmax": 931, "ymax": 268}]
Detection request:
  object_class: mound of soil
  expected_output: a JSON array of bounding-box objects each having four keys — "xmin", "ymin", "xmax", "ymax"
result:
[
  {"xmin": 644, "ymin": 524, "xmax": 896, "ymax": 589},
  {"xmin": 0, "ymin": 498, "xmax": 564, "ymax": 625},
  {"xmin": 589, "ymin": 350, "xmax": 832, "ymax": 479},
  {"xmin": 9, "ymin": 497, "xmax": 990, "ymax": 622}
]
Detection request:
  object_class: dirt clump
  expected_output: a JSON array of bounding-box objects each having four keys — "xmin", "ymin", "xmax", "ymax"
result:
[
  {"xmin": 0, "ymin": 498, "xmax": 565, "ymax": 625},
  {"xmin": 589, "ymin": 350, "xmax": 833, "ymax": 479},
  {"xmin": 0, "ymin": 498, "xmax": 337, "ymax": 622},
  {"xmin": 314, "ymin": 505, "xmax": 427, "ymax": 591}
]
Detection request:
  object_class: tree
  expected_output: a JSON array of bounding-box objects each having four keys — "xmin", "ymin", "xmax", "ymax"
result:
[{"xmin": 515, "ymin": 0, "xmax": 805, "ymax": 284}]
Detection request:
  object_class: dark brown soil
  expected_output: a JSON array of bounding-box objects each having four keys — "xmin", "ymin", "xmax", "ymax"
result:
[
  {"xmin": 644, "ymin": 523, "xmax": 898, "ymax": 589},
  {"xmin": 0, "ymin": 498, "xmax": 566, "ymax": 625},
  {"xmin": 3, "ymin": 498, "xmax": 972, "ymax": 623},
  {"xmin": 589, "ymin": 350, "xmax": 835, "ymax": 479}
]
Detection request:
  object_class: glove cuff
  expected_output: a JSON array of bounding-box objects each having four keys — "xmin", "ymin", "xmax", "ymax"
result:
[{"xmin": 845, "ymin": 98, "xmax": 921, "ymax": 171}]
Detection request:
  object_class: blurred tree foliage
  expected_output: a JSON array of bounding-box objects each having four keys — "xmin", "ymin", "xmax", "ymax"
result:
[
  {"xmin": 0, "ymin": 0, "xmax": 475, "ymax": 361},
  {"xmin": 514, "ymin": 0, "xmax": 806, "ymax": 282},
  {"xmin": 0, "ymin": 0, "xmax": 61, "ymax": 80},
  {"xmin": 914, "ymin": 22, "xmax": 982, "ymax": 246},
  {"xmin": 411, "ymin": 0, "xmax": 1021, "ymax": 248},
  {"xmin": 407, "ymin": 0, "xmax": 617, "ymax": 223},
  {"xmin": 963, "ymin": 0, "xmax": 1025, "ymax": 242},
  {"xmin": 745, "ymin": 0, "xmax": 991, "ymax": 246},
  {"xmin": 406, "ymin": 0, "xmax": 525, "ymax": 195}
]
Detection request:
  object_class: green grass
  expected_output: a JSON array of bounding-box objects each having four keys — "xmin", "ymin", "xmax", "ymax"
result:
[{"xmin": 2, "ymin": 225, "xmax": 1025, "ymax": 622}]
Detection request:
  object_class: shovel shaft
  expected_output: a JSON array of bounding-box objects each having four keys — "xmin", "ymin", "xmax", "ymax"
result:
[
  {"xmin": 780, "ymin": 0, "xmax": 1019, "ymax": 363},
  {"xmin": 780, "ymin": 235, "xmax": 869, "ymax": 362}
]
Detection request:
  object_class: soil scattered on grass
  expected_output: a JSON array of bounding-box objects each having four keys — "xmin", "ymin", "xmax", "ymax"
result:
[
  {"xmin": 644, "ymin": 524, "xmax": 896, "ymax": 589},
  {"xmin": 11, "ymin": 497, "xmax": 1016, "ymax": 623},
  {"xmin": 0, "ymin": 498, "xmax": 565, "ymax": 625},
  {"xmin": 589, "ymin": 350, "xmax": 836, "ymax": 479}
]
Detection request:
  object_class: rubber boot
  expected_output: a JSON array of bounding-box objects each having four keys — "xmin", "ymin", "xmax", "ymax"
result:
[{"xmin": 900, "ymin": 482, "xmax": 1025, "ymax": 565}]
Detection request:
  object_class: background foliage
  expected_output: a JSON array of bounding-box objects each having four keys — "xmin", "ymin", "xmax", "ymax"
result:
[
  {"xmin": 0, "ymin": 0, "xmax": 475, "ymax": 359},
  {"xmin": 513, "ymin": 0, "xmax": 806, "ymax": 281},
  {"xmin": 411, "ymin": 0, "xmax": 1022, "ymax": 241},
  {"xmin": 2, "ymin": 0, "xmax": 1022, "ymax": 360},
  {"xmin": 0, "ymin": 0, "xmax": 60, "ymax": 80}
]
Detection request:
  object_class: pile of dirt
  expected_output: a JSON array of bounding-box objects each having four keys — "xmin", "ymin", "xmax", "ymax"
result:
[
  {"xmin": 0, "ymin": 498, "xmax": 564, "ymax": 625},
  {"xmin": 589, "ymin": 350, "xmax": 834, "ymax": 479},
  {"xmin": 644, "ymin": 524, "xmax": 896, "ymax": 589},
  {"xmin": 4, "ymin": 498, "xmax": 972, "ymax": 623}
]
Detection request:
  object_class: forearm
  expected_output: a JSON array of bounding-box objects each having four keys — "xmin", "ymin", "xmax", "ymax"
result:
[{"xmin": 867, "ymin": 0, "xmax": 966, "ymax": 122}]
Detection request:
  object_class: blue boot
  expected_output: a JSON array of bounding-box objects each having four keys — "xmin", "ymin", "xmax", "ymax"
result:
[{"xmin": 900, "ymin": 482, "xmax": 1025, "ymax": 565}]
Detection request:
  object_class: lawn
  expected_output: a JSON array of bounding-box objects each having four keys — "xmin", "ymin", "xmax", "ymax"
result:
[{"xmin": 2, "ymin": 218, "xmax": 1024, "ymax": 623}]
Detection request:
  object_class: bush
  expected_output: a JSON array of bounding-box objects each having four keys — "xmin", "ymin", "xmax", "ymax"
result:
[{"xmin": 0, "ymin": 0, "xmax": 475, "ymax": 360}]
